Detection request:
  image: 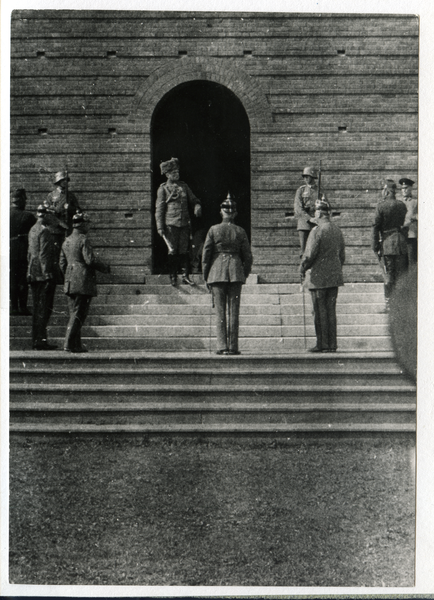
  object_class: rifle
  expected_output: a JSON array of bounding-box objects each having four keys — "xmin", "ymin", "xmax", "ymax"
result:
[
  {"xmin": 317, "ymin": 160, "xmax": 322, "ymax": 201},
  {"xmin": 64, "ymin": 165, "xmax": 68, "ymax": 208}
]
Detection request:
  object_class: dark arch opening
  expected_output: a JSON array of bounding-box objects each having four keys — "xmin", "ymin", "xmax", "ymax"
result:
[{"xmin": 151, "ymin": 80, "xmax": 251, "ymax": 274}]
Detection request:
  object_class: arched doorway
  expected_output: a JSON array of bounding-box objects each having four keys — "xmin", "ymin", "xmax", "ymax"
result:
[{"xmin": 151, "ymin": 80, "xmax": 250, "ymax": 274}]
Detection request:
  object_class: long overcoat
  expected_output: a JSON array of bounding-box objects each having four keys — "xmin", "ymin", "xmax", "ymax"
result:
[
  {"xmin": 202, "ymin": 222, "xmax": 253, "ymax": 284},
  {"xmin": 60, "ymin": 229, "xmax": 108, "ymax": 297},
  {"xmin": 294, "ymin": 184, "xmax": 328, "ymax": 231},
  {"xmin": 372, "ymin": 198, "xmax": 408, "ymax": 255},
  {"xmin": 301, "ymin": 219, "xmax": 345, "ymax": 290},
  {"xmin": 27, "ymin": 221, "xmax": 59, "ymax": 282}
]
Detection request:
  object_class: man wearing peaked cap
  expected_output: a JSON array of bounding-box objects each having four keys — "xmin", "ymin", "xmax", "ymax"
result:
[
  {"xmin": 399, "ymin": 178, "xmax": 417, "ymax": 265},
  {"xmin": 300, "ymin": 199, "xmax": 345, "ymax": 353},
  {"xmin": 372, "ymin": 179, "xmax": 408, "ymax": 310},
  {"xmin": 202, "ymin": 193, "xmax": 253, "ymax": 355},
  {"xmin": 10, "ymin": 188, "xmax": 36, "ymax": 315},
  {"xmin": 60, "ymin": 212, "xmax": 110, "ymax": 353},
  {"xmin": 294, "ymin": 166, "xmax": 328, "ymax": 256},
  {"xmin": 45, "ymin": 170, "xmax": 81, "ymax": 258},
  {"xmin": 27, "ymin": 205, "xmax": 62, "ymax": 350},
  {"xmin": 155, "ymin": 157, "xmax": 202, "ymax": 286}
]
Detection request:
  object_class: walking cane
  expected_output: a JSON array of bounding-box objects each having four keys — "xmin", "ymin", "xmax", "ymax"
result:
[
  {"xmin": 300, "ymin": 274, "xmax": 307, "ymax": 349},
  {"xmin": 207, "ymin": 283, "xmax": 214, "ymax": 354}
]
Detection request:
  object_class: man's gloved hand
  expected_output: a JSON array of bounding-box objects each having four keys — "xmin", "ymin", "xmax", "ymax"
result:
[
  {"xmin": 157, "ymin": 229, "xmax": 166, "ymax": 238},
  {"xmin": 194, "ymin": 205, "xmax": 202, "ymax": 218}
]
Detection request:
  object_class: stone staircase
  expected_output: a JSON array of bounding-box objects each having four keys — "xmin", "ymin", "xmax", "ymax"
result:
[
  {"xmin": 9, "ymin": 279, "xmax": 415, "ymax": 435},
  {"xmin": 9, "ymin": 278, "xmax": 393, "ymax": 353},
  {"xmin": 9, "ymin": 351, "xmax": 415, "ymax": 435}
]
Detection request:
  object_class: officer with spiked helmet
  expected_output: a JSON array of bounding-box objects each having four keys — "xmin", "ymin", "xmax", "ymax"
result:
[
  {"xmin": 372, "ymin": 179, "xmax": 408, "ymax": 309},
  {"xmin": 27, "ymin": 204, "xmax": 61, "ymax": 350},
  {"xmin": 45, "ymin": 169, "xmax": 81, "ymax": 257},
  {"xmin": 155, "ymin": 157, "xmax": 202, "ymax": 286},
  {"xmin": 294, "ymin": 166, "xmax": 328, "ymax": 256},
  {"xmin": 60, "ymin": 212, "xmax": 110, "ymax": 353},
  {"xmin": 300, "ymin": 198, "xmax": 345, "ymax": 353},
  {"xmin": 202, "ymin": 193, "xmax": 253, "ymax": 355}
]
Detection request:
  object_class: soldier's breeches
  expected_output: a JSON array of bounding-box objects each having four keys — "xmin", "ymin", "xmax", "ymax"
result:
[
  {"xmin": 212, "ymin": 282, "xmax": 242, "ymax": 352},
  {"xmin": 64, "ymin": 294, "xmax": 92, "ymax": 351},
  {"xmin": 166, "ymin": 226, "xmax": 190, "ymax": 255},
  {"xmin": 299, "ymin": 230, "xmax": 310, "ymax": 255},
  {"xmin": 31, "ymin": 280, "xmax": 56, "ymax": 345},
  {"xmin": 383, "ymin": 255, "xmax": 408, "ymax": 298},
  {"xmin": 310, "ymin": 287, "xmax": 339, "ymax": 351}
]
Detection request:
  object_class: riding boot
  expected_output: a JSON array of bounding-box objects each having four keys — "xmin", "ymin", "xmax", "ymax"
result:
[
  {"xmin": 168, "ymin": 254, "xmax": 178, "ymax": 286},
  {"xmin": 180, "ymin": 254, "xmax": 195, "ymax": 286}
]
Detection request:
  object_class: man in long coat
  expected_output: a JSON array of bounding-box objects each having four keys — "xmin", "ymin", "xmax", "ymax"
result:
[
  {"xmin": 372, "ymin": 180, "xmax": 408, "ymax": 308},
  {"xmin": 10, "ymin": 188, "xmax": 36, "ymax": 315},
  {"xmin": 202, "ymin": 195, "xmax": 253, "ymax": 355},
  {"xmin": 60, "ymin": 212, "xmax": 110, "ymax": 353},
  {"xmin": 300, "ymin": 200, "xmax": 345, "ymax": 353},
  {"xmin": 155, "ymin": 157, "xmax": 202, "ymax": 286},
  {"xmin": 27, "ymin": 205, "xmax": 60, "ymax": 350}
]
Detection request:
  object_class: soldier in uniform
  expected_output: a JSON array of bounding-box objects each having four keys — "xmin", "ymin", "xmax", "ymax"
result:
[
  {"xmin": 27, "ymin": 205, "xmax": 60, "ymax": 350},
  {"xmin": 300, "ymin": 199, "xmax": 345, "ymax": 353},
  {"xmin": 155, "ymin": 157, "xmax": 202, "ymax": 286},
  {"xmin": 10, "ymin": 188, "xmax": 36, "ymax": 315},
  {"xmin": 399, "ymin": 177, "xmax": 417, "ymax": 265},
  {"xmin": 294, "ymin": 166, "xmax": 328, "ymax": 256},
  {"xmin": 60, "ymin": 213, "xmax": 110, "ymax": 353},
  {"xmin": 45, "ymin": 170, "xmax": 81, "ymax": 258},
  {"xmin": 202, "ymin": 195, "xmax": 253, "ymax": 355},
  {"xmin": 372, "ymin": 180, "xmax": 408, "ymax": 309}
]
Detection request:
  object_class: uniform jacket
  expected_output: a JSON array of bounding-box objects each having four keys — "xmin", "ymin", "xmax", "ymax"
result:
[
  {"xmin": 27, "ymin": 220, "xmax": 60, "ymax": 282},
  {"xmin": 372, "ymin": 198, "xmax": 408, "ymax": 255},
  {"xmin": 10, "ymin": 206, "xmax": 36, "ymax": 262},
  {"xmin": 301, "ymin": 219, "xmax": 345, "ymax": 289},
  {"xmin": 60, "ymin": 229, "xmax": 109, "ymax": 297},
  {"xmin": 45, "ymin": 187, "xmax": 81, "ymax": 234},
  {"xmin": 403, "ymin": 198, "xmax": 417, "ymax": 239},
  {"xmin": 202, "ymin": 222, "xmax": 253, "ymax": 284},
  {"xmin": 155, "ymin": 181, "xmax": 201, "ymax": 231},
  {"xmin": 294, "ymin": 184, "xmax": 328, "ymax": 230}
]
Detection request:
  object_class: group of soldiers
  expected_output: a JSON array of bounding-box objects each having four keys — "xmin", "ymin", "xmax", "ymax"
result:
[
  {"xmin": 10, "ymin": 160, "xmax": 417, "ymax": 355},
  {"xmin": 10, "ymin": 171, "xmax": 109, "ymax": 351}
]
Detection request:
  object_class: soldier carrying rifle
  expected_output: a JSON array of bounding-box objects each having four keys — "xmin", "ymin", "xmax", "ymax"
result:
[{"xmin": 294, "ymin": 164, "xmax": 328, "ymax": 257}]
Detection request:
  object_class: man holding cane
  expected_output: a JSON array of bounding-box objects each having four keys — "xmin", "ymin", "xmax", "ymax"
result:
[{"xmin": 299, "ymin": 199, "xmax": 345, "ymax": 353}]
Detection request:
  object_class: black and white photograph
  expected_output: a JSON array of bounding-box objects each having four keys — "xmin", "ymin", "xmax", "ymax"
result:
[{"xmin": 2, "ymin": 0, "xmax": 433, "ymax": 596}]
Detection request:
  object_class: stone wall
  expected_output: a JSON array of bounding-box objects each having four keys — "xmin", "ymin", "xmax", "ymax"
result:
[{"xmin": 10, "ymin": 11, "xmax": 418, "ymax": 283}]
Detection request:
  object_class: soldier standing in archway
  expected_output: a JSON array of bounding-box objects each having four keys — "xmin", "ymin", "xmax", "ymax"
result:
[{"xmin": 155, "ymin": 158, "xmax": 202, "ymax": 286}]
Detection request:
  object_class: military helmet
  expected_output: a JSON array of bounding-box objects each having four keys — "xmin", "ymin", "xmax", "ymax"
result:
[
  {"xmin": 72, "ymin": 212, "xmax": 89, "ymax": 227},
  {"xmin": 399, "ymin": 178, "xmax": 415, "ymax": 187},
  {"xmin": 302, "ymin": 166, "xmax": 317, "ymax": 179},
  {"xmin": 315, "ymin": 198, "xmax": 331, "ymax": 213},
  {"xmin": 36, "ymin": 204, "xmax": 53, "ymax": 217},
  {"xmin": 221, "ymin": 192, "xmax": 237, "ymax": 214},
  {"xmin": 54, "ymin": 170, "xmax": 70, "ymax": 184},
  {"xmin": 160, "ymin": 157, "xmax": 180, "ymax": 175},
  {"xmin": 12, "ymin": 188, "xmax": 27, "ymax": 205}
]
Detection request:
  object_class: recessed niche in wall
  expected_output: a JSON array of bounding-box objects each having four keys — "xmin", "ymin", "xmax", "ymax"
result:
[
  {"xmin": 108, "ymin": 128, "xmax": 117, "ymax": 135},
  {"xmin": 337, "ymin": 49, "xmax": 346, "ymax": 55},
  {"xmin": 38, "ymin": 128, "xmax": 48, "ymax": 136},
  {"xmin": 178, "ymin": 50, "xmax": 188, "ymax": 56},
  {"xmin": 107, "ymin": 51, "xmax": 117, "ymax": 58},
  {"xmin": 36, "ymin": 51, "xmax": 45, "ymax": 58},
  {"xmin": 338, "ymin": 126, "xmax": 347, "ymax": 132},
  {"xmin": 243, "ymin": 50, "xmax": 253, "ymax": 56}
]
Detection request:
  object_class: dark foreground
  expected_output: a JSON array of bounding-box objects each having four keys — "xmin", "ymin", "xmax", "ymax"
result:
[{"xmin": 9, "ymin": 436, "xmax": 415, "ymax": 587}]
